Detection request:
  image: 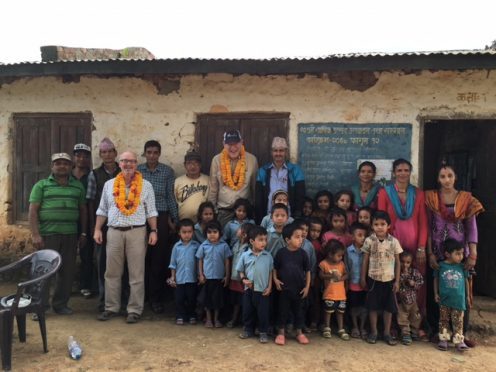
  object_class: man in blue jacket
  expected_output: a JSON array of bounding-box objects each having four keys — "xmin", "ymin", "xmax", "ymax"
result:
[{"xmin": 255, "ymin": 137, "xmax": 306, "ymax": 223}]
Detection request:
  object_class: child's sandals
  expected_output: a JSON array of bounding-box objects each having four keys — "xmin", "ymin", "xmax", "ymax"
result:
[
  {"xmin": 360, "ymin": 329, "xmax": 368, "ymax": 340},
  {"xmin": 367, "ymin": 333, "xmax": 377, "ymax": 344},
  {"xmin": 384, "ymin": 335, "xmax": 397, "ymax": 346},
  {"xmin": 322, "ymin": 327, "xmax": 332, "ymax": 338},
  {"xmin": 351, "ymin": 328, "xmax": 360, "ymax": 338},
  {"xmin": 275, "ymin": 334, "xmax": 286, "ymax": 345},
  {"xmin": 456, "ymin": 342, "xmax": 469, "ymax": 352},
  {"xmin": 401, "ymin": 334, "xmax": 413, "ymax": 345},
  {"xmin": 338, "ymin": 329, "xmax": 350, "ymax": 341},
  {"xmin": 437, "ymin": 340, "xmax": 448, "ymax": 351},
  {"xmin": 296, "ymin": 333, "xmax": 310, "ymax": 344}
]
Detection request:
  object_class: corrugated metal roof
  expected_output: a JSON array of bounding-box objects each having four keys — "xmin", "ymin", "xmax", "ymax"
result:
[
  {"xmin": 1, "ymin": 49, "xmax": 496, "ymax": 77},
  {"xmin": 2, "ymin": 49, "xmax": 496, "ymax": 66}
]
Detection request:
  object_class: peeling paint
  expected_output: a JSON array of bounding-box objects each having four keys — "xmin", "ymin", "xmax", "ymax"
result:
[{"xmin": 328, "ymin": 71, "xmax": 378, "ymax": 92}]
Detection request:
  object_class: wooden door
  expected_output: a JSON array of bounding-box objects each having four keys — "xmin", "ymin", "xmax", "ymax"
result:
[
  {"xmin": 196, "ymin": 113, "xmax": 289, "ymax": 174},
  {"xmin": 13, "ymin": 113, "xmax": 92, "ymax": 222}
]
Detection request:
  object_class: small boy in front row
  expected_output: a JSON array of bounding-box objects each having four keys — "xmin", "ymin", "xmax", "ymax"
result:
[
  {"xmin": 168, "ymin": 219, "xmax": 200, "ymax": 325},
  {"xmin": 434, "ymin": 238, "xmax": 470, "ymax": 352},
  {"xmin": 360, "ymin": 210, "xmax": 403, "ymax": 346},
  {"xmin": 273, "ymin": 223, "xmax": 311, "ymax": 345},
  {"xmin": 237, "ymin": 226, "xmax": 273, "ymax": 343},
  {"xmin": 196, "ymin": 220, "xmax": 232, "ymax": 328},
  {"xmin": 397, "ymin": 251, "xmax": 424, "ymax": 345}
]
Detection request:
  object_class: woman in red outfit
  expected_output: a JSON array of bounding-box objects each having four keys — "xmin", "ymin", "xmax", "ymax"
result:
[{"xmin": 377, "ymin": 159, "xmax": 428, "ymax": 319}]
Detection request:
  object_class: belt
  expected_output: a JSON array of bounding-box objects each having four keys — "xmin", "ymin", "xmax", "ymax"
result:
[{"xmin": 110, "ymin": 225, "xmax": 145, "ymax": 231}]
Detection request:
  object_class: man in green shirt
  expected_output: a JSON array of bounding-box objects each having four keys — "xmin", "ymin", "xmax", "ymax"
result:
[{"xmin": 29, "ymin": 152, "xmax": 87, "ymax": 315}]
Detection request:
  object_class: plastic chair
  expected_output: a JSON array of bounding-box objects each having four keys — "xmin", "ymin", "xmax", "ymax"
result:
[{"xmin": 0, "ymin": 249, "xmax": 61, "ymax": 371}]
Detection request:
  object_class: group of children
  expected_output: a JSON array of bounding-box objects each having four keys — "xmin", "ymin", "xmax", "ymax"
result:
[{"xmin": 167, "ymin": 189, "xmax": 470, "ymax": 351}]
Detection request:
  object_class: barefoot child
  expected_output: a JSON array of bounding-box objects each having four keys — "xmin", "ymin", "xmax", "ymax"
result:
[
  {"xmin": 227, "ymin": 222, "xmax": 255, "ymax": 328},
  {"xmin": 237, "ymin": 226, "xmax": 273, "ymax": 343},
  {"xmin": 196, "ymin": 221, "xmax": 232, "ymax": 328},
  {"xmin": 434, "ymin": 239, "xmax": 470, "ymax": 352},
  {"xmin": 397, "ymin": 251, "xmax": 424, "ymax": 345},
  {"xmin": 194, "ymin": 202, "xmax": 216, "ymax": 243},
  {"xmin": 346, "ymin": 222, "xmax": 369, "ymax": 339},
  {"xmin": 319, "ymin": 239, "xmax": 350, "ymax": 340},
  {"xmin": 273, "ymin": 223, "xmax": 311, "ymax": 345},
  {"xmin": 360, "ymin": 210, "xmax": 403, "ymax": 346},
  {"xmin": 168, "ymin": 219, "xmax": 200, "ymax": 325}
]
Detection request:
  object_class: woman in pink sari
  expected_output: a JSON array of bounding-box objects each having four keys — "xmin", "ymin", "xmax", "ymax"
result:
[{"xmin": 377, "ymin": 159, "xmax": 428, "ymax": 324}]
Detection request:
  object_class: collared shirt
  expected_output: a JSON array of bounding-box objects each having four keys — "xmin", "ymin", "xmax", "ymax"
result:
[
  {"xmin": 260, "ymin": 214, "xmax": 294, "ymax": 230},
  {"xmin": 361, "ymin": 233, "xmax": 403, "ymax": 282},
  {"xmin": 195, "ymin": 240, "xmax": 232, "ymax": 279},
  {"xmin": 267, "ymin": 163, "xmax": 288, "ymax": 213},
  {"xmin": 301, "ymin": 239, "xmax": 317, "ymax": 279},
  {"xmin": 29, "ymin": 175, "xmax": 86, "ymax": 235},
  {"xmin": 96, "ymin": 177, "xmax": 158, "ymax": 227},
  {"xmin": 266, "ymin": 230, "xmax": 285, "ymax": 258},
  {"xmin": 222, "ymin": 218, "xmax": 255, "ymax": 247},
  {"xmin": 236, "ymin": 249, "xmax": 274, "ymax": 292},
  {"xmin": 169, "ymin": 240, "xmax": 200, "ymax": 284},
  {"xmin": 231, "ymin": 242, "xmax": 249, "ymax": 280},
  {"xmin": 346, "ymin": 244, "xmax": 363, "ymax": 285},
  {"xmin": 137, "ymin": 162, "xmax": 178, "ymax": 221}
]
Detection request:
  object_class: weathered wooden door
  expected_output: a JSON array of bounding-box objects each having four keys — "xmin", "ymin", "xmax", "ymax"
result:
[
  {"xmin": 13, "ymin": 113, "xmax": 92, "ymax": 222},
  {"xmin": 423, "ymin": 120, "xmax": 496, "ymax": 296},
  {"xmin": 196, "ymin": 113, "xmax": 289, "ymax": 174}
]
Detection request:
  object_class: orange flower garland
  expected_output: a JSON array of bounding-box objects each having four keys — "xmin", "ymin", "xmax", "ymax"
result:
[
  {"xmin": 113, "ymin": 171, "xmax": 143, "ymax": 216},
  {"xmin": 220, "ymin": 145, "xmax": 246, "ymax": 191}
]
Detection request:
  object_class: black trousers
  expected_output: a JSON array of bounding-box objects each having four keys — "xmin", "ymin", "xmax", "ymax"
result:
[
  {"xmin": 145, "ymin": 212, "xmax": 171, "ymax": 304},
  {"xmin": 175, "ymin": 283, "xmax": 197, "ymax": 320},
  {"xmin": 243, "ymin": 289, "xmax": 270, "ymax": 333},
  {"xmin": 277, "ymin": 290, "xmax": 305, "ymax": 330}
]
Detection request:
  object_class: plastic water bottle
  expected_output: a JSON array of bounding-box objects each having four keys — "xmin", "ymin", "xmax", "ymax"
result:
[{"xmin": 67, "ymin": 336, "xmax": 82, "ymax": 360}]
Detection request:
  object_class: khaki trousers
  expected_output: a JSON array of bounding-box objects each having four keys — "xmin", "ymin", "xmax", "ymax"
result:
[{"xmin": 105, "ymin": 227, "xmax": 146, "ymax": 315}]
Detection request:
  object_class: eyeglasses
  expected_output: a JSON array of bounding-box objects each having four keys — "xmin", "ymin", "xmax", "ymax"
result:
[{"xmin": 119, "ymin": 159, "xmax": 137, "ymax": 164}]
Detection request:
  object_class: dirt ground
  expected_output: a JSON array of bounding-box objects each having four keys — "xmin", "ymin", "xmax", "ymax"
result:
[{"xmin": 2, "ymin": 283, "xmax": 496, "ymax": 372}]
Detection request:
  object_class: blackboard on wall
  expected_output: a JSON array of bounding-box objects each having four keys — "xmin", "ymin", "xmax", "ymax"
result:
[{"xmin": 298, "ymin": 123, "xmax": 412, "ymax": 196}]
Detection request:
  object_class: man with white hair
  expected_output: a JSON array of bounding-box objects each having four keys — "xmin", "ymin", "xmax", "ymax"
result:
[
  {"xmin": 208, "ymin": 129, "xmax": 258, "ymax": 227},
  {"xmin": 94, "ymin": 151, "xmax": 158, "ymax": 324},
  {"xmin": 255, "ymin": 137, "xmax": 306, "ymax": 223}
]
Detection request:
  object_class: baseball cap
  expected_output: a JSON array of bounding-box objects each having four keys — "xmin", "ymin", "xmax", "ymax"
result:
[
  {"xmin": 223, "ymin": 130, "xmax": 242, "ymax": 144},
  {"xmin": 73, "ymin": 143, "xmax": 91, "ymax": 153},
  {"xmin": 51, "ymin": 153, "xmax": 72, "ymax": 162}
]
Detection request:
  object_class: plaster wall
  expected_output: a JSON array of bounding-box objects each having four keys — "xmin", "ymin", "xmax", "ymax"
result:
[{"xmin": 0, "ymin": 69, "xmax": 495, "ymax": 251}]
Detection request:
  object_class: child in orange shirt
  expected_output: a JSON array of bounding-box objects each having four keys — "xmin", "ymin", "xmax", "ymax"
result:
[{"xmin": 319, "ymin": 239, "xmax": 349, "ymax": 340}]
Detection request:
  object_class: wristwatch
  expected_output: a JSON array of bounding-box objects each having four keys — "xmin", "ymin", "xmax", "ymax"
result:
[{"xmin": 150, "ymin": 229, "xmax": 158, "ymax": 233}]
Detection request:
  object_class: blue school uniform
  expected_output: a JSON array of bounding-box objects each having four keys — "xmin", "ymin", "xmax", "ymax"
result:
[
  {"xmin": 222, "ymin": 218, "xmax": 255, "ymax": 246},
  {"xmin": 196, "ymin": 239, "xmax": 232, "ymax": 279},
  {"xmin": 193, "ymin": 223, "xmax": 206, "ymax": 244},
  {"xmin": 236, "ymin": 249, "xmax": 274, "ymax": 292},
  {"xmin": 169, "ymin": 240, "xmax": 200, "ymax": 284}
]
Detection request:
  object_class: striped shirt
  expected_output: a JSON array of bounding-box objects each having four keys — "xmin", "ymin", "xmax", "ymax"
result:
[
  {"xmin": 29, "ymin": 175, "xmax": 86, "ymax": 235},
  {"xmin": 96, "ymin": 177, "xmax": 158, "ymax": 227},
  {"xmin": 137, "ymin": 163, "xmax": 178, "ymax": 221}
]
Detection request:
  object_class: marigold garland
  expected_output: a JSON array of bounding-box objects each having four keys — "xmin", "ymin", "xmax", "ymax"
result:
[
  {"xmin": 113, "ymin": 171, "xmax": 143, "ymax": 216},
  {"xmin": 220, "ymin": 145, "xmax": 246, "ymax": 191}
]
